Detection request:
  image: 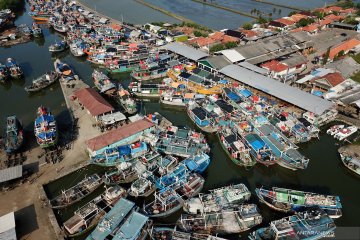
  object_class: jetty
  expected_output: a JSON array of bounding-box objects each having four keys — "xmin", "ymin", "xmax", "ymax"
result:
[
  {"xmin": 251, "ymin": 0, "xmax": 306, "ymax": 11},
  {"xmin": 191, "ymin": 0, "xmax": 258, "ymax": 19}
]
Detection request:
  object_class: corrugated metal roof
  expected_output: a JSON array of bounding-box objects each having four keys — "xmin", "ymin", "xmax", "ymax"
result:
[
  {"xmin": 74, "ymin": 88, "xmax": 114, "ymax": 117},
  {"xmin": 281, "ymin": 55, "xmax": 307, "ymax": 68},
  {"xmin": 238, "ymin": 61, "xmax": 269, "ymax": 75},
  {"xmin": 162, "ymin": 42, "xmax": 209, "ymax": 61},
  {"xmin": 85, "ymin": 119, "xmax": 154, "ymax": 152},
  {"xmin": 0, "ymin": 165, "xmax": 22, "ymax": 183},
  {"xmin": 220, "ymin": 65, "xmax": 334, "ymax": 115},
  {"xmin": 220, "ymin": 49, "xmax": 245, "ymax": 63},
  {"xmin": 201, "ymin": 55, "xmax": 231, "ymax": 70},
  {"xmin": 0, "ymin": 212, "xmax": 16, "ymax": 240}
]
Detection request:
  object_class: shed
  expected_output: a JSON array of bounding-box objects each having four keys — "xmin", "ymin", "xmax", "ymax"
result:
[
  {"xmin": 99, "ymin": 17, "xmax": 109, "ymax": 24},
  {"xmin": 74, "ymin": 88, "xmax": 114, "ymax": 117},
  {"xmin": 0, "ymin": 212, "xmax": 16, "ymax": 240},
  {"xmin": 0, "ymin": 165, "xmax": 23, "ymax": 183},
  {"xmin": 161, "ymin": 42, "xmax": 209, "ymax": 61}
]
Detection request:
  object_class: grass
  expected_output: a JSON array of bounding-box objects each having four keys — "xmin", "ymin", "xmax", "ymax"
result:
[{"xmin": 351, "ymin": 53, "xmax": 360, "ymax": 64}]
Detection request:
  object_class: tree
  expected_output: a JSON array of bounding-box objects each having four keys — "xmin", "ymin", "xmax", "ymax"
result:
[
  {"xmin": 288, "ymin": 11, "xmax": 298, "ymax": 17},
  {"xmin": 257, "ymin": 16, "xmax": 269, "ymax": 24},
  {"xmin": 210, "ymin": 44, "xmax": 225, "ymax": 53},
  {"xmin": 224, "ymin": 42, "xmax": 237, "ymax": 49},
  {"xmin": 296, "ymin": 18, "xmax": 315, "ymax": 27},
  {"xmin": 193, "ymin": 31, "xmax": 203, "ymax": 37},
  {"xmin": 323, "ymin": 47, "xmax": 331, "ymax": 65},
  {"xmin": 334, "ymin": 50, "xmax": 345, "ymax": 60},
  {"xmin": 0, "ymin": 0, "xmax": 25, "ymax": 11},
  {"xmin": 242, "ymin": 22, "xmax": 253, "ymax": 30}
]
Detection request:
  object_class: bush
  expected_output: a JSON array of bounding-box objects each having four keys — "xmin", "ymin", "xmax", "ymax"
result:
[
  {"xmin": 242, "ymin": 22, "xmax": 253, "ymax": 30},
  {"xmin": 296, "ymin": 18, "xmax": 315, "ymax": 27},
  {"xmin": 210, "ymin": 43, "xmax": 225, "ymax": 53},
  {"xmin": 0, "ymin": 0, "xmax": 24, "ymax": 11},
  {"xmin": 224, "ymin": 42, "xmax": 237, "ymax": 49},
  {"xmin": 288, "ymin": 11, "xmax": 298, "ymax": 17}
]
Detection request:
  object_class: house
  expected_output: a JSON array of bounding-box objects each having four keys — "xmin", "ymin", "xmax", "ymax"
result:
[
  {"xmin": 144, "ymin": 23, "xmax": 163, "ymax": 33},
  {"xmin": 289, "ymin": 13, "xmax": 309, "ymax": 23},
  {"xmin": 73, "ymin": 88, "xmax": 114, "ymax": 120},
  {"xmin": 329, "ymin": 38, "xmax": 360, "ymax": 60},
  {"xmin": 269, "ymin": 18, "xmax": 295, "ymax": 31},
  {"xmin": 315, "ymin": 6, "xmax": 342, "ymax": 14},
  {"xmin": 85, "ymin": 118, "xmax": 155, "ymax": 156},
  {"xmin": 325, "ymin": 57, "xmax": 360, "ymax": 78},
  {"xmin": 311, "ymin": 72, "xmax": 345, "ymax": 91},
  {"xmin": 188, "ymin": 37, "xmax": 215, "ymax": 48},
  {"xmin": 318, "ymin": 19, "xmax": 333, "ymax": 29},
  {"xmin": 324, "ymin": 14, "xmax": 344, "ymax": 22},
  {"xmin": 260, "ymin": 60, "xmax": 289, "ymax": 80},
  {"xmin": 302, "ymin": 24, "xmax": 319, "ymax": 35}
]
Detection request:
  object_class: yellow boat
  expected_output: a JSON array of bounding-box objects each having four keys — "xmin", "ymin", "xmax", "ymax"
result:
[{"xmin": 167, "ymin": 69, "xmax": 226, "ymax": 95}]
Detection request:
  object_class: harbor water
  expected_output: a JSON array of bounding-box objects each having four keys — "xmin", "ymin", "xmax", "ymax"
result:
[{"xmin": 1, "ymin": 1, "xmax": 359, "ymax": 239}]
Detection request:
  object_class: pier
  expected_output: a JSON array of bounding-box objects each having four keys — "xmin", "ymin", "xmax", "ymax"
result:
[
  {"xmin": 191, "ymin": 0, "xmax": 258, "ymax": 19},
  {"xmin": 251, "ymin": 0, "xmax": 306, "ymax": 11}
]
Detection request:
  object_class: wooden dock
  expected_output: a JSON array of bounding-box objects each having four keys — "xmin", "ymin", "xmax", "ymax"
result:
[
  {"xmin": 191, "ymin": 0, "xmax": 258, "ymax": 19},
  {"xmin": 251, "ymin": 0, "xmax": 306, "ymax": 11}
]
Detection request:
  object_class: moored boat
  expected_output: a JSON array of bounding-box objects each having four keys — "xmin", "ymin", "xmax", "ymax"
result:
[
  {"xmin": 3, "ymin": 116, "xmax": 24, "ymax": 153},
  {"xmin": 0, "ymin": 62, "xmax": 9, "ymax": 83},
  {"xmin": 186, "ymin": 101, "xmax": 218, "ymax": 133},
  {"xmin": 92, "ymin": 70, "xmax": 116, "ymax": 96},
  {"xmin": 34, "ymin": 106, "xmax": 58, "ymax": 148},
  {"xmin": 54, "ymin": 59, "xmax": 78, "ymax": 82},
  {"xmin": 102, "ymin": 185, "xmax": 128, "ymax": 206},
  {"xmin": 104, "ymin": 161, "xmax": 139, "ymax": 185},
  {"xmin": 256, "ymin": 187, "xmax": 342, "ymax": 218},
  {"xmin": 176, "ymin": 173, "xmax": 205, "ymax": 199},
  {"xmin": 150, "ymin": 226, "xmax": 227, "ymax": 240},
  {"xmin": 183, "ymin": 153, "xmax": 211, "ymax": 174},
  {"xmin": 129, "ymin": 171, "xmax": 157, "ymax": 197},
  {"xmin": 24, "ymin": 71, "xmax": 60, "ymax": 92},
  {"xmin": 249, "ymin": 208, "xmax": 336, "ymax": 240},
  {"xmin": 49, "ymin": 41, "xmax": 68, "ymax": 52},
  {"xmin": 31, "ymin": 23, "xmax": 43, "ymax": 37},
  {"xmin": 327, "ymin": 124, "xmax": 344, "ymax": 136},
  {"xmin": 50, "ymin": 174, "xmax": 103, "ymax": 209},
  {"xmin": 177, "ymin": 204, "xmax": 262, "ymax": 234},
  {"xmin": 340, "ymin": 152, "xmax": 360, "ymax": 176},
  {"xmin": 183, "ymin": 183, "xmax": 251, "ymax": 214},
  {"xmin": 128, "ymin": 81, "xmax": 167, "ymax": 98},
  {"xmin": 116, "ymin": 84, "xmax": 137, "ymax": 114},
  {"xmin": 334, "ymin": 126, "xmax": 358, "ymax": 141},
  {"xmin": 5, "ymin": 58, "xmax": 23, "ymax": 78}
]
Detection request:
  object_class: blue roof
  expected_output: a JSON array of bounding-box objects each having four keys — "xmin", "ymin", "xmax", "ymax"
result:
[
  {"xmin": 87, "ymin": 199, "xmax": 135, "ymax": 240},
  {"xmin": 227, "ymin": 91, "xmax": 241, "ymax": 102},
  {"xmin": 113, "ymin": 212, "xmax": 148, "ymax": 240},
  {"xmin": 239, "ymin": 89, "xmax": 252, "ymax": 98}
]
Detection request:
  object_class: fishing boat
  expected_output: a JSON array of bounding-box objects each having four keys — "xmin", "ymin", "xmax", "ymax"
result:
[
  {"xmin": 143, "ymin": 188, "xmax": 185, "ymax": 218},
  {"xmin": 155, "ymin": 164, "xmax": 188, "ymax": 190},
  {"xmin": 0, "ymin": 63, "xmax": 9, "ymax": 83},
  {"xmin": 334, "ymin": 126, "xmax": 358, "ymax": 141},
  {"xmin": 29, "ymin": 11, "xmax": 52, "ymax": 21},
  {"xmin": 129, "ymin": 171, "xmax": 157, "ymax": 197},
  {"xmin": 64, "ymin": 195, "xmax": 107, "ymax": 237},
  {"xmin": 157, "ymin": 155, "xmax": 179, "ymax": 176},
  {"xmin": 92, "ymin": 70, "xmax": 116, "ymax": 96},
  {"xmin": 102, "ymin": 185, "xmax": 128, "ymax": 206},
  {"xmin": 87, "ymin": 198, "xmax": 135, "ymax": 240},
  {"xmin": 111, "ymin": 210, "xmax": 151, "ymax": 240},
  {"xmin": 183, "ymin": 153, "xmax": 211, "ymax": 174},
  {"xmin": 116, "ymin": 84, "xmax": 137, "ymax": 114},
  {"xmin": 177, "ymin": 204, "xmax": 262, "ymax": 234},
  {"xmin": 53, "ymin": 23, "xmax": 68, "ymax": 33},
  {"xmin": 32, "ymin": 23, "xmax": 43, "ymax": 37},
  {"xmin": 252, "ymin": 115, "xmax": 308, "ymax": 170},
  {"xmin": 24, "ymin": 71, "xmax": 60, "ymax": 92},
  {"xmin": 249, "ymin": 208, "xmax": 336, "ymax": 240},
  {"xmin": 340, "ymin": 152, "xmax": 360, "ymax": 176},
  {"xmin": 160, "ymin": 91, "xmax": 190, "ymax": 107},
  {"xmin": 50, "ymin": 174, "xmax": 103, "ymax": 209},
  {"xmin": 128, "ymin": 81, "xmax": 167, "ymax": 97},
  {"xmin": 49, "ymin": 41, "xmax": 68, "ymax": 52},
  {"xmin": 176, "ymin": 173, "xmax": 205, "ymax": 199},
  {"xmin": 218, "ymin": 126, "xmax": 256, "ymax": 168},
  {"xmin": 70, "ymin": 40, "xmax": 87, "ymax": 57},
  {"xmin": 256, "ymin": 187, "xmax": 342, "ymax": 218},
  {"xmin": 5, "ymin": 58, "xmax": 23, "ymax": 78},
  {"xmin": 150, "ymin": 226, "xmax": 227, "ymax": 240},
  {"xmin": 183, "ymin": 183, "xmax": 251, "ymax": 214},
  {"xmin": 186, "ymin": 101, "xmax": 218, "ymax": 133},
  {"xmin": 54, "ymin": 59, "xmax": 78, "ymax": 82},
  {"xmin": 104, "ymin": 161, "xmax": 139, "ymax": 185},
  {"xmin": 3, "ymin": 116, "xmax": 24, "ymax": 153},
  {"xmin": 236, "ymin": 121, "xmax": 277, "ymax": 166},
  {"xmin": 327, "ymin": 124, "xmax": 345, "ymax": 136},
  {"xmin": 90, "ymin": 141, "xmax": 148, "ymax": 167},
  {"xmin": 34, "ymin": 106, "xmax": 58, "ymax": 148},
  {"xmin": 131, "ymin": 65, "xmax": 168, "ymax": 81}
]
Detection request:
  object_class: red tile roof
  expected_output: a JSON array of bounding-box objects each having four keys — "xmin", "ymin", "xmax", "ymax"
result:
[
  {"xmin": 329, "ymin": 38, "xmax": 360, "ymax": 59},
  {"xmin": 85, "ymin": 119, "xmax": 154, "ymax": 151},
  {"xmin": 188, "ymin": 37, "xmax": 216, "ymax": 47},
  {"xmin": 313, "ymin": 72, "xmax": 345, "ymax": 87},
  {"xmin": 275, "ymin": 18, "xmax": 295, "ymax": 26},
  {"xmin": 302, "ymin": 24, "xmax": 319, "ymax": 32},
  {"xmin": 319, "ymin": 19, "xmax": 333, "ymax": 26},
  {"xmin": 261, "ymin": 60, "xmax": 288, "ymax": 72},
  {"xmin": 340, "ymin": 8, "xmax": 356, "ymax": 14},
  {"xmin": 289, "ymin": 14, "xmax": 308, "ymax": 23},
  {"xmin": 209, "ymin": 31, "xmax": 225, "ymax": 41},
  {"xmin": 74, "ymin": 88, "xmax": 114, "ymax": 117},
  {"xmin": 324, "ymin": 14, "xmax": 344, "ymax": 21},
  {"xmin": 240, "ymin": 29, "xmax": 258, "ymax": 38},
  {"xmin": 222, "ymin": 35, "xmax": 239, "ymax": 43}
]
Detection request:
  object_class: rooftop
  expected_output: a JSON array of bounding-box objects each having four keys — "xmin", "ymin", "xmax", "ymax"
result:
[
  {"xmin": 220, "ymin": 64, "xmax": 334, "ymax": 115},
  {"xmin": 329, "ymin": 38, "xmax": 360, "ymax": 59},
  {"xmin": 74, "ymin": 88, "xmax": 114, "ymax": 117},
  {"xmin": 0, "ymin": 165, "xmax": 22, "ymax": 183},
  {"xmin": 261, "ymin": 60, "xmax": 288, "ymax": 72},
  {"xmin": 85, "ymin": 119, "xmax": 154, "ymax": 152},
  {"xmin": 0, "ymin": 212, "xmax": 16, "ymax": 240},
  {"xmin": 162, "ymin": 42, "xmax": 209, "ymax": 61}
]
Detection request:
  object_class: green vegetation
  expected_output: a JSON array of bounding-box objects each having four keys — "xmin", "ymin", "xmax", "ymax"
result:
[
  {"xmin": 242, "ymin": 22, "xmax": 253, "ymax": 30},
  {"xmin": 209, "ymin": 41, "xmax": 238, "ymax": 53},
  {"xmin": 180, "ymin": 22, "xmax": 212, "ymax": 33},
  {"xmin": 296, "ymin": 18, "xmax": 315, "ymax": 27},
  {"xmin": 0, "ymin": 0, "xmax": 24, "ymax": 11},
  {"xmin": 343, "ymin": 16, "xmax": 359, "ymax": 25},
  {"xmin": 351, "ymin": 53, "xmax": 360, "ymax": 64},
  {"xmin": 336, "ymin": 0, "xmax": 355, "ymax": 8},
  {"xmin": 323, "ymin": 47, "xmax": 331, "ymax": 65},
  {"xmin": 193, "ymin": 30, "xmax": 208, "ymax": 37},
  {"xmin": 151, "ymin": 22, "xmax": 165, "ymax": 27},
  {"xmin": 350, "ymin": 71, "xmax": 360, "ymax": 83},
  {"xmin": 288, "ymin": 11, "xmax": 298, "ymax": 17},
  {"xmin": 334, "ymin": 50, "xmax": 345, "ymax": 61},
  {"xmin": 257, "ymin": 16, "xmax": 271, "ymax": 24}
]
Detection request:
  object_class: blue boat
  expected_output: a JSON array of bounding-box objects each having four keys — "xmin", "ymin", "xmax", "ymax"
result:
[
  {"xmin": 34, "ymin": 106, "xmax": 58, "ymax": 148},
  {"xmin": 87, "ymin": 198, "xmax": 135, "ymax": 240},
  {"xmin": 49, "ymin": 40, "xmax": 68, "ymax": 52},
  {"xmin": 249, "ymin": 208, "xmax": 336, "ymax": 240},
  {"xmin": 3, "ymin": 116, "xmax": 24, "ymax": 153},
  {"xmin": 183, "ymin": 153, "xmax": 210, "ymax": 174},
  {"xmin": 90, "ymin": 141, "xmax": 148, "ymax": 166},
  {"xmin": 155, "ymin": 164, "xmax": 188, "ymax": 190},
  {"xmin": 251, "ymin": 115, "xmax": 309, "ymax": 170},
  {"xmin": 6, "ymin": 58, "xmax": 23, "ymax": 78},
  {"xmin": 0, "ymin": 62, "xmax": 9, "ymax": 82},
  {"xmin": 187, "ymin": 101, "xmax": 218, "ymax": 133},
  {"xmin": 112, "ymin": 211, "xmax": 150, "ymax": 240}
]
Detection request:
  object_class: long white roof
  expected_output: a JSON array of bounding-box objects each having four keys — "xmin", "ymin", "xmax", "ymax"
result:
[
  {"xmin": 162, "ymin": 42, "xmax": 209, "ymax": 61},
  {"xmin": 220, "ymin": 64, "xmax": 334, "ymax": 115}
]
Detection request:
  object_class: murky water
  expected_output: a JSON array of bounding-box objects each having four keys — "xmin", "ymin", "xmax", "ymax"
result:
[{"xmin": 1, "ymin": 2, "xmax": 360, "ymax": 240}]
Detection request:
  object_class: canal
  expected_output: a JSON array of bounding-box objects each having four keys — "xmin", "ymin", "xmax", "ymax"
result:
[{"xmin": 0, "ymin": 1, "xmax": 359, "ymax": 239}]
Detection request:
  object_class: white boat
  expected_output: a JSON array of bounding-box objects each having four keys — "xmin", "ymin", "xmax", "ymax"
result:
[
  {"xmin": 326, "ymin": 125, "xmax": 344, "ymax": 136},
  {"xmin": 334, "ymin": 126, "xmax": 358, "ymax": 141}
]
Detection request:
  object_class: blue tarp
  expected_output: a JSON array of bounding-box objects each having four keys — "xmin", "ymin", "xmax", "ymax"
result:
[
  {"xmin": 118, "ymin": 145, "xmax": 131, "ymax": 155},
  {"xmin": 227, "ymin": 91, "xmax": 241, "ymax": 102},
  {"xmin": 219, "ymin": 79, "xmax": 228, "ymax": 84},
  {"xmin": 239, "ymin": 89, "xmax": 252, "ymax": 98},
  {"xmin": 312, "ymin": 91, "xmax": 323, "ymax": 97}
]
